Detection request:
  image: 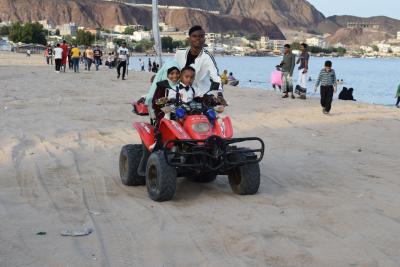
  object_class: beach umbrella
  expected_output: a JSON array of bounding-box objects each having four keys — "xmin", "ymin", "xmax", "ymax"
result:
[{"xmin": 152, "ymin": 0, "xmax": 163, "ymax": 67}]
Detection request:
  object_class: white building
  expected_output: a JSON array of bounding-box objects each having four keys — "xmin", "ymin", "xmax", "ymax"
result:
[
  {"xmin": 306, "ymin": 36, "xmax": 327, "ymax": 48},
  {"xmin": 360, "ymin": 45, "xmax": 374, "ymax": 53},
  {"xmin": 37, "ymin": 20, "xmax": 54, "ymax": 30},
  {"xmin": 269, "ymin": 40, "xmax": 286, "ymax": 52},
  {"xmin": 113, "ymin": 24, "xmax": 144, "ymax": 33},
  {"xmin": 377, "ymin": 43, "xmax": 392, "ymax": 53},
  {"xmin": 205, "ymin": 33, "xmax": 222, "ymax": 45},
  {"xmin": 59, "ymin": 23, "xmax": 78, "ymax": 37},
  {"xmin": 160, "ymin": 31, "xmax": 188, "ymax": 41},
  {"xmin": 391, "ymin": 46, "xmax": 400, "ymax": 53},
  {"xmin": 159, "ymin": 22, "xmax": 177, "ymax": 32},
  {"xmin": 397, "ymin": 31, "xmax": 400, "ymax": 40},
  {"xmin": 132, "ymin": 31, "xmax": 151, "ymax": 41},
  {"xmin": 258, "ymin": 36, "xmax": 270, "ymax": 50}
]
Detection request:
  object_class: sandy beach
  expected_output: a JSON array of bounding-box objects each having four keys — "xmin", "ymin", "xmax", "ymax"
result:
[{"xmin": 1, "ymin": 52, "xmax": 400, "ymax": 267}]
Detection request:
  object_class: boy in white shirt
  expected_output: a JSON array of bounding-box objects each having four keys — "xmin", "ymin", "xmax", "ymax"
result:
[{"xmin": 170, "ymin": 66, "xmax": 196, "ymax": 103}]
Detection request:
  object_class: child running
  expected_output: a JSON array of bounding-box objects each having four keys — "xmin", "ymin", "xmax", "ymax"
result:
[{"xmin": 314, "ymin": 60, "xmax": 337, "ymax": 114}]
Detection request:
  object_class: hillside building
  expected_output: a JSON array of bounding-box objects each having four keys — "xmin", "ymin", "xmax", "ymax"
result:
[
  {"xmin": 347, "ymin": 22, "xmax": 380, "ymax": 30},
  {"xmin": 59, "ymin": 23, "xmax": 78, "ymax": 37},
  {"xmin": 160, "ymin": 32, "xmax": 187, "ymax": 41},
  {"xmin": 306, "ymin": 36, "xmax": 327, "ymax": 48},
  {"xmin": 113, "ymin": 24, "xmax": 144, "ymax": 33}
]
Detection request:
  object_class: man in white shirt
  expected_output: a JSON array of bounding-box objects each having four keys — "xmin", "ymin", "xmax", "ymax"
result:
[
  {"xmin": 117, "ymin": 42, "xmax": 129, "ymax": 80},
  {"xmin": 54, "ymin": 43, "xmax": 64, "ymax": 73},
  {"xmin": 174, "ymin": 25, "xmax": 223, "ymax": 98}
]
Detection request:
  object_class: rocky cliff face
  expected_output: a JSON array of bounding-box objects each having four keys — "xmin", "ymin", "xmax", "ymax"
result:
[
  {"xmin": 0, "ymin": 0, "xmax": 284, "ymax": 38},
  {"xmin": 131, "ymin": 0, "xmax": 325, "ymax": 29},
  {"xmin": 159, "ymin": 8, "xmax": 284, "ymax": 39},
  {"xmin": 0, "ymin": 0, "xmax": 151, "ymax": 28}
]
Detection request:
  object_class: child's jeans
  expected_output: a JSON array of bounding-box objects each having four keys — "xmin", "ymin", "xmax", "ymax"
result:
[{"xmin": 320, "ymin": 85, "xmax": 334, "ymax": 112}]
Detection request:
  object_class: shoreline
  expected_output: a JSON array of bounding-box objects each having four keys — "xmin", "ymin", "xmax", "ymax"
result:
[{"xmin": 1, "ymin": 51, "xmax": 399, "ymax": 108}]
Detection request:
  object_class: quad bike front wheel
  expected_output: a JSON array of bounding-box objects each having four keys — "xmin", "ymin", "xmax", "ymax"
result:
[
  {"xmin": 228, "ymin": 150, "xmax": 260, "ymax": 195},
  {"xmin": 119, "ymin": 144, "xmax": 146, "ymax": 186},
  {"xmin": 146, "ymin": 151, "xmax": 177, "ymax": 202}
]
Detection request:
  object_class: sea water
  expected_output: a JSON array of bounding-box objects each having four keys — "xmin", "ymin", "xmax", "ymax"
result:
[{"xmin": 130, "ymin": 56, "xmax": 400, "ymax": 106}]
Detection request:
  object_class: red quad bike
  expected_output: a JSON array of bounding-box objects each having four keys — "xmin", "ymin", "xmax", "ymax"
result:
[{"xmin": 119, "ymin": 89, "xmax": 265, "ymax": 202}]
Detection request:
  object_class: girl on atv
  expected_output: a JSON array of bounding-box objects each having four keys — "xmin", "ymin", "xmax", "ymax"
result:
[{"xmin": 145, "ymin": 60, "xmax": 181, "ymax": 120}]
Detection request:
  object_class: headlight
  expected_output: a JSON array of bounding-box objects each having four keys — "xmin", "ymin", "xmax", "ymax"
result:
[
  {"xmin": 175, "ymin": 107, "xmax": 186, "ymax": 119},
  {"xmin": 206, "ymin": 109, "xmax": 217, "ymax": 120},
  {"xmin": 192, "ymin": 122, "xmax": 210, "ymax": 133}
]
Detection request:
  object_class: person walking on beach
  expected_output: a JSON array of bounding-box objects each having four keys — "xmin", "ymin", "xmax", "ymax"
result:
[
  {"xmin": 68, "ymin": 45, "xmax": 73, "ymax": 70},
  {"xmin": 278, "ymin": 44, "xmax": 296, "ymax": 99},
  {"xmin": 54, "ymin": 43, "xmax": 63, "ymax": 73},
  {"xmin": 296, "ymin": 43, "xmax": 310, "ymax": 99},
  {"xmin": 85, "ymin": 46, "xmax": 94, "ymax": 71},
  {"xmin": 71, "ymin": 44, "xmax": 81, "ymax": 73},
  {"xmin": 148, "ymin": 58, "xmax": 152, "ymax": 72},
  {"xmin": 151, "ymin": 61, "xmax": 158, "ymax": 73},
  {"xmin": 314, "ymin": 60, "xmax": 337, "ymax": 114},
  {"xmin": 116, "ymin": 42, "xmax": 129, "ymax": 80},
  {"xmin": 93, "ymin": 45, "xmax": 103, "ymax": 71},
  {"xmin": 60, "ymin": 40, "xmax": 68, "ymax": 72},
  {"xmin": 45, "ymin": 45, "xmax": 53, "ymax": 65},
  {"xmin": 395, "ymin": 84, "xmax": 400, "ymax": 108},
  {"xmin": 139, "ymin": 58, "xmax": 145, "ymax": 71},
  {"xmin": 26, "ymin": 49, "xmax": 31, "ymax": 57}
]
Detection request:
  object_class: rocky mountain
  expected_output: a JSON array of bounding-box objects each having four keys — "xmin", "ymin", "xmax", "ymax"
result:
[
  {"xmin": 0, "ymin": 0, "xmax": 151, "ymax": 28},
  {"xmin": 129, "ymin": 0, "xmax": 326, "ymax": 30},
  {"xmin": 325, "ymin": 15, "xmax": 400, "ymax": 35},
  {"xmin": 326, "ymin": 28, "xmax": 394, "ymax": 47},
  {"xmin": 158, "ymin": 8, "xmax": 284, "ymax": 38},
  {"xmin": 0, "ymin": 0, "xmax": 284, "ymax": 38}
]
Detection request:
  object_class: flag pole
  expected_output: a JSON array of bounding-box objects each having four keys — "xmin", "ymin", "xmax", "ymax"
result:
[{"xmin": 152, "ymin": 0, "xmax": 163, "ymax": 67}]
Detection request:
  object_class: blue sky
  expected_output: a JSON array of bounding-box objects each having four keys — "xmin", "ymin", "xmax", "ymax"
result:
[{"xmin": 307, "ymin": 0, "xmax": 400, "ymax": 19}]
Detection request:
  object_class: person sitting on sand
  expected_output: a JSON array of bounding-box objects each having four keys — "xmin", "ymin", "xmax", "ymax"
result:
[
  {"xmin": 396, "ymin": 84, "xmax": 400, "ymax": 108},
  {"xmin": 338, "ymin": 87, "xmax": 348, "ymax": 100},
  {"xmin": 228, "ymin": 72, "xmax": 236, "ymax": 81},
  {"xmin": 339, "ymin": 87, "xmax": 356, "ymax": 101},
  {"xmin": 221, "ymin": 70, "xmax": 228, "ymax": 85}
]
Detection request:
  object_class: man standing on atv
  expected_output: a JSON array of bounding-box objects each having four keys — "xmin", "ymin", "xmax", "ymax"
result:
[{"xmin": 175, "ymin": 25, "xmax": 224, "ymax": 100}]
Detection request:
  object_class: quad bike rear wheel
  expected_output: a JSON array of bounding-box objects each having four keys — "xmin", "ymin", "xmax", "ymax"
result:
[
  {"xmin": 228, "ymin": 149, "xmax": 260, "ymax": 195},
  {"xmin": 119, "ymin": 144, "xmax": 145, "ymax": 186},
  {"xmin": 146, "ymin": 151, "xmax": 177, "ymax": 202}
]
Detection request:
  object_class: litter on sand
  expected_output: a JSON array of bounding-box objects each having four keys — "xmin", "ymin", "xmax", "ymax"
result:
[{"xmin": 60, "ymin": 228, "xmax": 93, "ymax": 237}]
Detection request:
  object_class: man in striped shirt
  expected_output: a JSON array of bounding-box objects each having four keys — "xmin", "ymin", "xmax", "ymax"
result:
[{"xmin": 314, "ymin": 60, "xmax": 337, "ymax": 114}]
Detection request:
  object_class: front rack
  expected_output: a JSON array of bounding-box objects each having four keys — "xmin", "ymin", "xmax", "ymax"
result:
[{"xmin": 163, "ymin": 136, "xmax": 265, "ymax": 172}]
